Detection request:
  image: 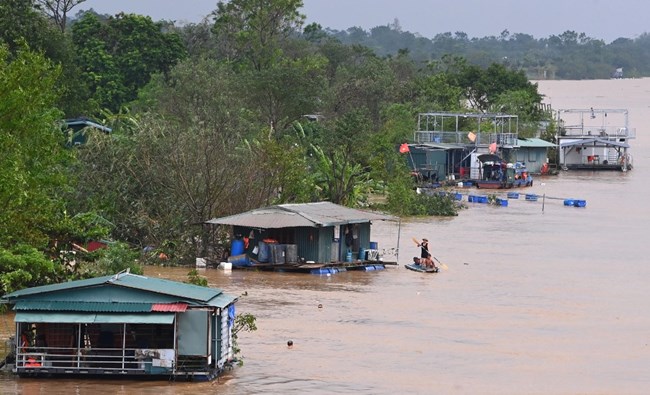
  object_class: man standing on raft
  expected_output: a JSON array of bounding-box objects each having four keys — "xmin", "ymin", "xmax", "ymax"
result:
[{"xmin": 418, "ymin": 238, "xmax": 429, "ymax": 259}]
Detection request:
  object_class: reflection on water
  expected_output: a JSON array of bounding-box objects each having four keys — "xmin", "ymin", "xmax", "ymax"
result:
[{"xmin": 2, "ymin": 78, "xmax": 650, "ymax": 394}]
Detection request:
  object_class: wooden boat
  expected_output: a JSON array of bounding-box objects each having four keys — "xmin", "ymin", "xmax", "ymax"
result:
[
  {"xmin": 404, "ymin": 263, "xmax": 438, "ymax": 273},
  {"xmin": 475, "ymin": 161, "xmax": 533, "ymax": 189}
]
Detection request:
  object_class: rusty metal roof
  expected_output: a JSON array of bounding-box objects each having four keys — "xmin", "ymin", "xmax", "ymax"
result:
[
  {"xmin": 151, "ymin": 302, "xmax": 188, "ymax": 312},
  {"xmin": 206, "ymin": 201, "xmax": 396, "ymax": 229}
]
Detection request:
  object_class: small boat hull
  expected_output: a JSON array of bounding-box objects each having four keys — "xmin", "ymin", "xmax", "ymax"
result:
[{"xmin": 405, "ymin": 263, "xmax": 438, "ymax": 273}]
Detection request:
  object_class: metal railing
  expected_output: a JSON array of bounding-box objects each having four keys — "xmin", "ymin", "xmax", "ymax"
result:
[
  {"xmin": 15, "ymin": 346, "xmax": 182, "ymax": 374},
  {"xmin": 414, "ymin": 131, "xmax": 519, "ymax": 146}
]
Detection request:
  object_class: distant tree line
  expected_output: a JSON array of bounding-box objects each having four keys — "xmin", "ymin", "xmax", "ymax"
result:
[
  {"xmin": 0, "ymin": 0, "xmax": 557, "ymax": 292},
  {"xmin": 328, "ymin": 22, "xmax": 650, "ymax": 79}
]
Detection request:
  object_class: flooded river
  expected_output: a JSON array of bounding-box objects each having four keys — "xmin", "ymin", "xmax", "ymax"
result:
[{"xmin": 2, "ymin": 78, "xmax": 650, "ymax": 394}]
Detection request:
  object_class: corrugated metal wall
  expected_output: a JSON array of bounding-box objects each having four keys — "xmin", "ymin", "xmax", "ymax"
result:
[
  {"xmin": 516, "ymin": 148, "xmax": 545, "ymax": 173},
  {"xmin": 317, "ymin": 227, "xmax": 334, "ymax": 263},
  {"xmin": 232, "ymin": 223, "xmax": 375, "ymax": 263}
]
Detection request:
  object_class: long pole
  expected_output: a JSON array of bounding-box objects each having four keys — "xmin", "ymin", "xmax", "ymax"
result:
[{"xmin": 395, "ymin": 218, "xmax": 401, "ymax": 263}]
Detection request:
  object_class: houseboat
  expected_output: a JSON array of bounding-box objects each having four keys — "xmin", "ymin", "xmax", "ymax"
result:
[
  {"xmin": 203, "ymin": 202, "xmax": 399, "ymax": 274},
  {"xmin": 406, "ymin": 112, "xmax": 556, "ymax": 184},
  {"xmin": 1, "ymin": 270, "xmax": 237, "ymax": 381},
  {"xmin": 556, "ymin": 108, "xmax": 634, "ymax": 171},
  {"xmin": 475, "ymin": 156, "xmax": 533, "ymax": 189}
]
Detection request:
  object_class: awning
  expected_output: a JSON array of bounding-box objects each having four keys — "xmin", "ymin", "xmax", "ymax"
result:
[
  {"xmin": 14, "ymin": 312, "xmax": 175, "ymax": 324},
  {"xmin": 13, "ymin": 300, "xmax": 154, "ymax": 313},
  {"xmin": 152, "ymin": 302, "xmax": 188, "ymax": 312},
  {"xmin": 560, "ymin": 138, "xmax": 629, "ymax": 148},
  {"xmin": 477, "ymin": 154, "xmax": 502, "ymax": 163}
]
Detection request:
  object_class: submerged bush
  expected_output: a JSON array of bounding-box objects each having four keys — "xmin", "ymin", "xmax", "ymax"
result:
[{"xmin": 384, "ymin": 176, "xmax": 461, "ymax": 217}]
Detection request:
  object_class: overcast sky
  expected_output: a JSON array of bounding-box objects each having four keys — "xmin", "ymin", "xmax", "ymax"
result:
[{"xmin": 80, "ymin": 0, "xmax": 648, "ymax": 43}]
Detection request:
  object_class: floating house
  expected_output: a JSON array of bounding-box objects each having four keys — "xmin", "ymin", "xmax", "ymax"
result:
[
  {"xmin": 411, "ymin": 112, "xmax": 521, "ymax": 181},
  {"xmin": 556, "ymin": 109, "xmax": 634, "ymax": 171},
  {"xmin": 1, "ymin": 271, "xmax": 237, "ymax": 380},
  {"xmin": 204, "ymin": 201, "xmax": 398, "ymax": 273},
  {"xmin": 515, "ymin": 138, "xmax": 556, "ymax": 174}
]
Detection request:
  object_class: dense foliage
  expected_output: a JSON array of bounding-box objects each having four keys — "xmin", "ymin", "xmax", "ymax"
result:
[
  {"xmin": 0, "ymin": 0, "xmax": 567, "ymax": 293},
  {"xmin": 330, "ymin": 23, "xmax": 650, "ymax": 79}
]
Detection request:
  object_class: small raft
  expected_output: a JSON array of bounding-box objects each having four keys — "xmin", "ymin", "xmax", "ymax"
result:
[{"xmin": 405, "ymin": 263, "xmax": 439, "ymax": 273}]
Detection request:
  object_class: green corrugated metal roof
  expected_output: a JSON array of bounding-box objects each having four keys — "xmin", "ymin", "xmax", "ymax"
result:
[
  {"xmin": 110, "ymin": 273, "xmax": 222, "ymax": 302},
  {"xmin": 3, "ymin": 274, "xmax": 117, "ymax": 298},
  {"xmin": 15, "ymin": 311, "xmax": 175, "ymax": 324},
  {"xmin": 209, "ymin": 293, "xmax": 237, "ymax": 308},
  {"xmin": 517, "ymin": 138, "xmax": 556, "ymax": 148},
  {"xmin": 13, "ymin": 300, "xmax": 153, "ymax": 312},
  {"xmin": 2, "ymin": 272, "xmax": 232, "ymax": 307}
]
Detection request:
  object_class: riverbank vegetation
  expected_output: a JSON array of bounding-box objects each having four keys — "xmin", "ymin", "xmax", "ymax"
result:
[{"xmin": 1, "ymin": 0, "xmax": 559, "ymax": 290}]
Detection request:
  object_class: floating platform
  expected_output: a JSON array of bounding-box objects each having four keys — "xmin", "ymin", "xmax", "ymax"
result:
[{"xmin": 229, "ymin": 260, "xmax": 397, "ymax": 274}]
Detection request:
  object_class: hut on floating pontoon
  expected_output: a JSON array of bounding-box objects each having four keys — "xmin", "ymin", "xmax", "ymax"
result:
[
  {"xmin": 204, "ymin": 201, "xmax": 399, "ymax": 269},
  {"xmin": 1, "ymin": 270, "xmax": 237, "ymax": 381}
]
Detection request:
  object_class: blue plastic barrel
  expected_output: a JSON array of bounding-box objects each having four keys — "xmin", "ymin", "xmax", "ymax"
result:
[
  {"xmin": 507, "ymin": 192, "xmax": 519, "ymax": 199},
  {"xmin": 525, "ymin": 194, "xmax": 538, "ymax": 201},
  {"xmin": 496, "ymin": 198, "xmax": 508, "ymax": 207},
  {"xmin": 563, "ymin": 199, "xmax": 575, "ymax": 206},
  {"xmin": 369, "ymin": 241, "xmax": 378, "ymax": 250},
  {"xmin": 228, "ymin": 254, "xmax": 250, "ymax": 267},
  {"xmin": 231, "ymin": 239, "xmax": 245, "ymax": 256},
  {"xmin": 573, "ymin": 200, "xmax": 587, "ymax": 208},
  {"xmin": 346, "ymin": 251, "xmax": 353, "ymax": 262}
]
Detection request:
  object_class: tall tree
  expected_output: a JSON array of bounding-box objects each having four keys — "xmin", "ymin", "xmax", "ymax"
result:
[
  {"xmin": 212, "ymin": 0, "xmax": 325, "ymax": 132},
  {"xmin": 0, "ymin": 0, "xmax": 65, "ymax": 57},
  {"xmin": 36, "ymin": 0, "xmax": 86, "ymax": 32},
  {"xmin": 71, "ymin": 12, "xmax": 186, "ymax": 113},
  {"xmin": 0, "ymin": 45, "xmax": 72, "ymax": 247},
  {"xmin": 212, "ymin": 0, "xmax": 305, "ymax": 71},
  {"xmin": 311, "ymin": 110, "xmax": 373, "ymax": 206}
]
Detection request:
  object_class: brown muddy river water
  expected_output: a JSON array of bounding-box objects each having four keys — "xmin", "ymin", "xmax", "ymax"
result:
[{"xmin": 2, "ymin": 78, "xmax": 650, "ymax": 394}]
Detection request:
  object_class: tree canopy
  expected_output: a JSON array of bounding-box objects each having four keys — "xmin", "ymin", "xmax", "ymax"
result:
[{"xmin": 0, "ymin": 0, "xmax": 560, "ymax": 293}]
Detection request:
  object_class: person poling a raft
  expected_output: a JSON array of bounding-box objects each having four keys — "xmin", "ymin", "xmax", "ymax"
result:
[{"xmin": 412, "ymin": 237, "xmax": 448, "ymax": 270}]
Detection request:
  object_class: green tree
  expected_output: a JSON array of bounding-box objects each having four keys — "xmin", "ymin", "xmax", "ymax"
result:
[
  {"xmin": 0, "ymin": 0, "xmax": 92, "ymax": 117},
  {"xmin": 71, "ymin": 11, "xmax": 186, "ymax": 114},
  {"xmin": 212, "ymin": 0, "xmax": 305, "ymax": 71},
  {"xmin": 323, "ymin": 46, "xmax": 397, "ymax": 125},
  {"xmin": 213, "ymin": 0, "xmax": 325, "ymax": 132},
  {"xmin": 0, "ymin": 45, "xmax": 73, "ymax": 248},
  {"xmin": 0, "ymin": 0, "xmax": 63, "ymax": 57},
  {"xmin": 36, "ymin": 0, "xmax": 86, "ymax": 32},
  {"xmin": 310, "ymin": 111, "xmax": 373, "ymax": 206},
  {"xmin": 0, "ymin": 245, "xmax": 63, "ymax": 296}
]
